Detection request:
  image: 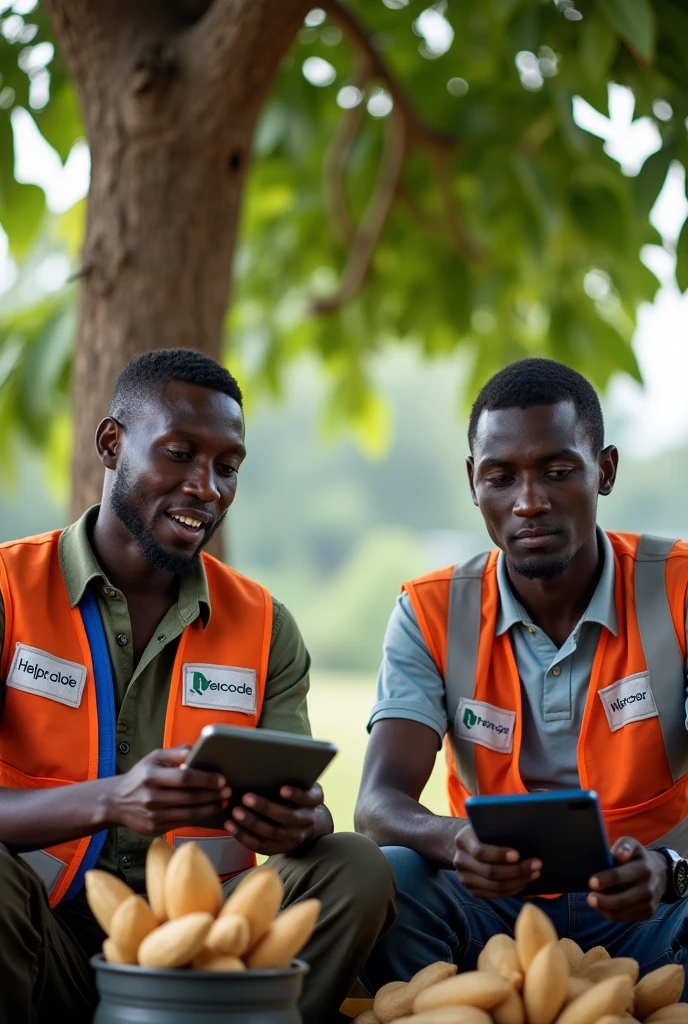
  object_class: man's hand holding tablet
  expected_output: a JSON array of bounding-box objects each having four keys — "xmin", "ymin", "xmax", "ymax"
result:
[{"xmin": 183, "ymin": 725, "xmax": 338, "ymax": 856}]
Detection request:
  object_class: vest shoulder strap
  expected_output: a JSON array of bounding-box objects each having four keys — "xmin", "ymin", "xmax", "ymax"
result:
[
  {"xmin": 445, "ymin": 552, "xmax": 491, "ymax": 796},
  {"xmin": 633, "ymin": 534, "xmax": 688, "ymax": 783}
]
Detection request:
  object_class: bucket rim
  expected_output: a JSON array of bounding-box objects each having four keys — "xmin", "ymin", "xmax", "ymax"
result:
[{"xmin": 90, "ymin": 954, "xmax": 309, "ymax": 979}]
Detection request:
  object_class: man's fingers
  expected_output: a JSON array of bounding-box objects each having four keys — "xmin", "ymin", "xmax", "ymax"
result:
[
  {"xmin": 152, "ymin": 746, "xmax": 192, "ymax": 766},
  {"xmin": 143, "ymin": 787, "xmax": 230, "ymax": 809},
  {"xmin": 240, "ymin": 794, "xmax": 315, "ymax": 828},
  {"xmin": 150, "ymin": 800, "xmax": 232, "ymax": 830},
  {"xmin": 457, "ymin": 872, "xmax": 533, "ymax": 899},
  {"xmin": 227, "ymin": 810, "xmax": 310, "ymax": 846},
  {"xmin": 459, "ymin": 830, "xmax": 521, "ymax": 865},
  {"xmin": 224, "ymin": 822, "xmax": 298, "ymax": 856},
  {"xmin": 590, "ymin": 859, "xmax": 649, "ymax": 892},
  {"xmin": 277, "ymin": 784, "xmax": 324, "ymax": 808},
  {"xmin": 588, "ymin": 884, "xmax": 653, "ymax": 913},
  {"xmin": 150, "ymin": 765, "xmax": 229, "ymax": 793},
  {"xmin": 455, "ymin": 851, "xmax": 540, "ymax": 883}
]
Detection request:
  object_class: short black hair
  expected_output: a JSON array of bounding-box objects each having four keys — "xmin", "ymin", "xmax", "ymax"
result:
[
  {"xmin": 468, "ymin": 358, "xmax": 604, "ymax": 453},
  {"xmin": 109, "ymin": 348, "xmax": 243, "ymax": 422}
]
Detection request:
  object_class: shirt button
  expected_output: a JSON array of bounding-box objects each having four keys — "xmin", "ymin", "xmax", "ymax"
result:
[
  {"xmin": 116, "ymin": 634, "xmax": 129, "ymax": 647},
  {"xmin": 552, "ymin": 666, "xmax": 561, "ymax": 676},
  {"xmin": 157, "ymin": 633, "xmax": 166, "ymax": 643},
  {"xmin": 105, "ymin": 587, "xmax": 116, "ymax": 598},
  {"xmin": 527, "ymin": 626, "xmax": 535, "ymax": 634},
  {"xmin": 119, "ymin": 855, "xmax": 133, "ymax": 870},
  {"xmin": 118, "ymin": 742, "xmax": 131, "ymax": 755}
]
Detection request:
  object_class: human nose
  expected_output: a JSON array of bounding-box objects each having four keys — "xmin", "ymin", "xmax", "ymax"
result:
[
  {"xmin": 512, "ymin": 478, "xmax": 551, "ymax": 517},
  {"xmin": 181, "ymin": 461, "xmax": 221, "ymax": 503}
]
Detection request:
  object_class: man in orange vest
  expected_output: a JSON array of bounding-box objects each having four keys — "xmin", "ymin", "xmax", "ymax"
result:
[
  {"xmin": 0, "ymin": 348, "xmax": 395, "ymax": 1024},
  {"xmin": 357, "ymin": 358, "xmax": 688, "ymax": 994}
]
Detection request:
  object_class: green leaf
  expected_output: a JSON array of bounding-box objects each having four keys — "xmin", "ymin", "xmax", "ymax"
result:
[
  {"xmin": 676, "ymin": 216, "xmax": 688, "ymax": 293},
  {"xmin": 580, "ymin": 13, "xmax": 619, "ymax": 80},
  {"xmin": 597, "ymin": 0, "xmax": 656, "ymax": 63},
  {"xmin": 0, "ymin": 182, "xmax": 45, "ymax": 259},
  {"xmin": 35, "ymin": 82, "xmax": 83, "ymax": 163},
  {"xmin": 633, "ymin": 144, "xmax": 674, "ymax": 215}
]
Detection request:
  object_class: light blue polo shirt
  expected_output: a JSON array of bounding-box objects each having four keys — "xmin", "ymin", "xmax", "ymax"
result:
[{"xmin": 368, "ymin": 529, "xmax": 683, "ymax": 791}]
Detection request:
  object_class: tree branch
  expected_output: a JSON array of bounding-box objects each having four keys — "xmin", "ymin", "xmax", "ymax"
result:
[
  {"xmin": 321, "ymin": 0, "xmax": 455, "ymax": 150},
  {"xmin": 312, "ymin": 111, "xmax": 406, "ymax": 314},
  {"xmin": 323, "ymin": 64, "xmax": 370, "ymax": 245},
  {"xmin": 187, "ymin": 0, "xmax": 310, "ymax": 94},
  {"xmin": 429, "ymin": 148, "xmax": 485, "ymax": 263}
]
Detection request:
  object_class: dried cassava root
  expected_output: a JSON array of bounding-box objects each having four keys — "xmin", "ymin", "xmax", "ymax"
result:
[
  {"xmin": 361, "ymin": 903, "xmax": 686, "ymax": 1024},
  {"xmin": 86, "ymin": 840, "xmax": 320, "ymax": 972}
]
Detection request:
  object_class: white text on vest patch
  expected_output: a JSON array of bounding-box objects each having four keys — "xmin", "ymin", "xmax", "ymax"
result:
[
  {"xmin": 598, "ymin": 671, "xmax": 658, "ymax": 732},
  {"xmin": 455, "ymin": 698, "xmax": 515, "ymax": 753},
  {"xmin": 182, "ymin": 663, "xmax": 257, "ymax": 715},
  {"xmin": 7, "ymin": 643, "xmax": 87, "ymax": 708}
]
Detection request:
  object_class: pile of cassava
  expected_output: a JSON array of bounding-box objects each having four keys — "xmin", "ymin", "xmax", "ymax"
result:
[
  {"xmin": 84, "ymin": 838, "xmax": 319, "ymax": 971},
  {"xmin": 358, "ymin": 903, "xmax": 686, "ymax": 1024}
]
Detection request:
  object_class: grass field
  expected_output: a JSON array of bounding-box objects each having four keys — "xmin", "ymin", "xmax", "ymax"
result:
[{"xmin": 306, "ymin": 673, "xmax": 448, "ymax": 832}]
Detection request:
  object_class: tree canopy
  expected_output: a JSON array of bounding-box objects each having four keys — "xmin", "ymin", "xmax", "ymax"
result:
[{"xmin": 1, "ymin": 0, "xmax": 687, "ymax": 475}]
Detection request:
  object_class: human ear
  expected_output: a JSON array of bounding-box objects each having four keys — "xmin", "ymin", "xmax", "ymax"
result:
[
  {"xmin": 466, "ymin": 456, "xmax": 478, "ymax": 506},
  {"xmin": 95, "ymin": 417, "xmax": 122, "ymax": 469},
  {"xmin": 598, "ymin": 445, "xmax": 618, "ymax": 497}
]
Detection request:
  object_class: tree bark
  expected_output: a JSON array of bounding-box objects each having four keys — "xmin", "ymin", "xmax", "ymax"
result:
[{"xmin": 44, "ymin": 0, "xmax": 309, "ymax": 554}]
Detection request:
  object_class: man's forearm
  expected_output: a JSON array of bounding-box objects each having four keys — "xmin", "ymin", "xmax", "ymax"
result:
[
  {"xmin": 0, "ymin": 780, "xmax": 114, "ymax": 852},
  {"xmin": 355, "ymin": 786, "xmax": 464, "ymax": 867}
]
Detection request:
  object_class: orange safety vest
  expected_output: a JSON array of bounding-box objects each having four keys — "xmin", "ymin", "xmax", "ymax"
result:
[
  {"xmin": 0, "ymin": 529, "xmax": 272, "ymax": 906},
  {"xmin": 403, "ymin": 532, "xmax": 688, "ymax": 855}
]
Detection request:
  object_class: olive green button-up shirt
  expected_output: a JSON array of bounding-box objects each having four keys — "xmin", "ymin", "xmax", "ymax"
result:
[{"xmin": 0, "ymin": 507, "xmax": 312, "ymax": 890}]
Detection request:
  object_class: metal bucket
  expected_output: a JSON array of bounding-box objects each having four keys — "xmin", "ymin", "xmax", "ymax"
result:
[{"xmin": 91, "ymin": 955, "xmax": 308, "ymax": 1024}]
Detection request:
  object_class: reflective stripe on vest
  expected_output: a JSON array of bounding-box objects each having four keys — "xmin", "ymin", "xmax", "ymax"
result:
[
  {"xmin": 19, "ymin": 849, "xmax": 68, "ymax": 897},
  {"xmin": 444, "ymin": 537, "xmax": 686, "ymax": 797},
  {"xmin": 634, "ymin": 535, "xmax": 688, "ymax": 784},
  {"xmin": 445, "ymin": 553, "xmax": 489, "ymax": 796}
]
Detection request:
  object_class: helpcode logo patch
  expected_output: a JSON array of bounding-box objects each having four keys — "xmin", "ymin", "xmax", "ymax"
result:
[
  {"xmin": 7, "ymin": 643, "xmax": 87, "ymax": 708},
  {"xmin": 598, "ymin": 671, "xmax": 658, "ymax": 732},
  {"xmin": 182, "ymin": 663, "xmax": 257, "ymax": 715},
  {"xmin": 455, "ymin": 698, "xmax": 515, "ymax": 753}
]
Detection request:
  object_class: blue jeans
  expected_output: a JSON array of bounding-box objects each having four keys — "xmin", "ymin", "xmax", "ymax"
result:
[{"xmin": 361, "ymin": 847, "xmax": 688, "ymax": 999}]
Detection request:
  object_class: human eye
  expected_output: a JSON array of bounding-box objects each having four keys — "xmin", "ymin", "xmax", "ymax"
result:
[
  {"xmin": 217, "ymin": 463, "xmax": 238, "ymax": 478},
  {"xmin": 485, "ymin": 474, "xmax": 513, "ymax": 488},
  {"xmin": 545, "ymin": 467, "xmax": 573, "ymax": 480},
  {"xmin": 164, "ymin": 447, "xmax": 192, "ymax": 461}
]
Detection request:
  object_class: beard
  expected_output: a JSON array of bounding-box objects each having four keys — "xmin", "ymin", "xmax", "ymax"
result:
[
  {"xmin": 110, "ymin": 462, "xmax": 224, "ymax": 575},
  {"xmin": 507, "ymin": 555, "xmax": 571, "ymax": 580}
]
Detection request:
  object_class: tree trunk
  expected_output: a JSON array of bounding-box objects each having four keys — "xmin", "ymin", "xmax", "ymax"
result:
[{"xmin": 44, "ymin": 0, "xmax": 309, "ymax": 557}]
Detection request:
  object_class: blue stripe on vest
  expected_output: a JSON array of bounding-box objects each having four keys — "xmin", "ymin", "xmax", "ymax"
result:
[{"xmin": 62, "ymin": 589, "xmax": 117, "ymax": 901}]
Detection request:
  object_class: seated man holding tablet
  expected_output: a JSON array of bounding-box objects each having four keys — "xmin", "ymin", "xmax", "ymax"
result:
[
  {"xmin": 356, "ymin": 359, "xmax": 688, "ymax": 994},
  {"xmin": 0, "ymin": 350, "xmax": 395, "ymax": 1024}
]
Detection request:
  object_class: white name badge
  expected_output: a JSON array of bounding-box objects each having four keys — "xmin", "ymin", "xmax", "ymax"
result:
[
  {"xmin": 7, "ymin": 643, "xmax": 87, "ymax": 709},
  {"xmin": 455, "ymin": 698, "xmax": 515, "ymax": 753},
  {"xmin": 598, "ymin": 671, "xmax": 658, "ymax": 732},
  {"xmin": 182, "ymin": 663, "xmax": 257, "ymax": 715}
]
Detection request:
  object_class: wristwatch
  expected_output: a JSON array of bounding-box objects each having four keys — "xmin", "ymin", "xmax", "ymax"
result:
[{"xmin": 653, "ymin": 848, "xmax": 688, "ymax": 902}]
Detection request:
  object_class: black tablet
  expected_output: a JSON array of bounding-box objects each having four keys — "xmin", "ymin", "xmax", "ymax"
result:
[
  {"xmin": 184, "ymin": 724, "xmax": 338, "ymax": 828},
  {"xmin": 465, "ymin": 789, "xmax": 614, "ymax": 896}
]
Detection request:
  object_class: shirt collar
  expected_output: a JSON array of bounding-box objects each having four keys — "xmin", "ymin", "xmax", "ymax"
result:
[
  {"xmin": 58, "ymin": 504, "xmax": 211, "ymax": 628},
  {"xmin": 495, "ymin": 526, "xmax": 618, "ymax": 638}
]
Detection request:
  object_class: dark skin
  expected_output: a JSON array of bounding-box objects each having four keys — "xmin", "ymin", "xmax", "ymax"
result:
[
  {"xmin": 356, "ymin": 401, "xmax": 668, "ymax": 922},
  {"xmin": 0, "ymin": 380, "xmax": 332, "ymax": 855}
]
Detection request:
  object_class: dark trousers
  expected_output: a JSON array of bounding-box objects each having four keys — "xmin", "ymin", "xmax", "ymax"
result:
[
  {"xmin": 0, "ymin": 833, "xmax": 396, "ymax": 1024},
  {"xmin": 362, "ymin": 845, "xmax": 688, "ymax": 998}
]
